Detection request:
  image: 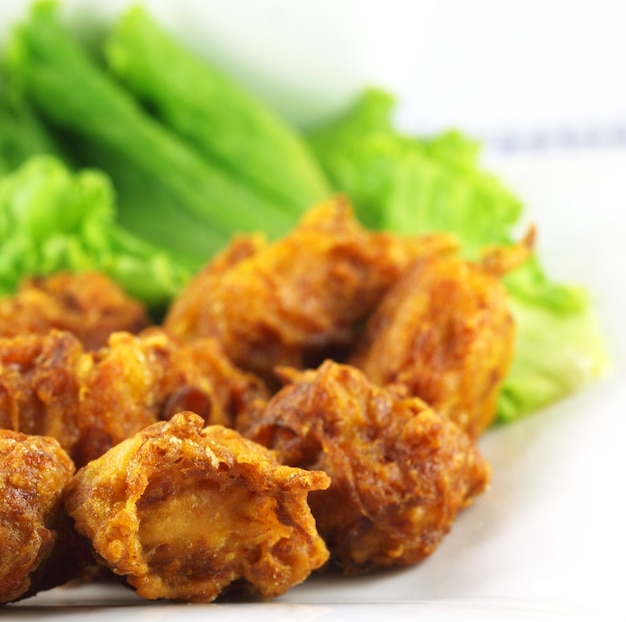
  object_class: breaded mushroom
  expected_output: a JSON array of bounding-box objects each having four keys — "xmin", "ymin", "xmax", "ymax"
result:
[
  {"xmin": 349, "ymin": 235, "xmax": 533, "ymax": 438},
  {"xmin": 0, "ymin": 271, "xmax": 149, "ymax": 350},
  {"xmin": 164, "ymin": 197, "xmax": 457, "ymax": 385},
  {"xmin": 0, "ymin": 430, "xmax": 82, "ymax": 604},
  {"xmin": 65, "ymin": 412, "xmax": 330, "ymax": 602},
  {"xmin": 248, "ymin": 360, "xmax": 490, "ymax": 574},
  {"xmin": 0, "ymin": 329, "xmax": 270, "ymax": 468}
]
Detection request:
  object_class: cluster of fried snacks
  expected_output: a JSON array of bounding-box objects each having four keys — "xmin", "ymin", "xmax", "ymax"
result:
[
  {"xmin": 0, "ymin": 329, "xmax": 269, "ymax": 468},
  {"xmin": 165, "ymin": 197, "xmax": 458, "ymax": 385}
]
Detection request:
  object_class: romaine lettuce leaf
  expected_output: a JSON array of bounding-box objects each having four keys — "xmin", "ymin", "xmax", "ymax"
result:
[
  {"xmin": 0, "ymin": 86, "xmax": 66, "ymax": 175},
  {"xmin": 104, "ymin": 5, "xmax": 330, "ymax": 212},
  {"xmin": 498, "ymin": 258, "xmax": 608, "ymax": 420},
  {"xmin": 308, "ymin": 89, "xmax": 523, "ymax": 254}
]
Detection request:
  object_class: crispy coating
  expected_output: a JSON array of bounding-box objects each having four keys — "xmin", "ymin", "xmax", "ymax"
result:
[
  {"xmin": 75, "ymin": 329, "xmax": 270, "ymax": 465},
  {"xmin": 0, "ymin": 271, "xmax": 150, "ymax": 350},
  {"xmin": 162, "ymin": 233, "xmax": 266, "ymax": 342},
  {"xmin": 164, "ymin": 197, "xmax": 457, "ymax": 384},
  {"xmin": 0, "ymin": 430, "xmax": 78, "ymax": 604},
  {"xmin": 349, "ymin": 252, "xmax": 521, "ymax": 438},
  {"xmin": 0, "ymin": 330, "xmax": 157, "ymax": 467},
  {"xmin": 248, "ymin": 360, "xmax": 490, "ymax": 574},
  {"xmin": 0, "ymin": 330, "xmax": 85, "ymax": 455},
  {"xmin": 71, "ymin": 330, "xmax": 172, "ymax": 466},
  {"xmin": 65, "ymin": 412, "xmax": 330, "ymax": 602},
  {"xmin": 0, "ymin": 329, "xmax": 269, "ymax": 467},
  {"xmin": 149, "ymin": 328, "xmax": 270, "ymax": 432}
]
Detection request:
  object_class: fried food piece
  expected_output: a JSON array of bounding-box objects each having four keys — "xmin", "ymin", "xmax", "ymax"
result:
[
  {"xmin": 248, "ymin": 360, "xmax": 490, "ymax": 574},
  {"xmin": 0, "ymin": 329, "xmax": 160, "ymax": 467},
  {"xmin": 155, "ymin": 330, "xmax": 270, "ymax": 433},
  {"xmin": 75, "ymin": 329, "xmax": 270, "ymax": 465},
  {"xmin": 162, "ymin": 233, "xmax": 265, "ymax": 343},
  {"xmin": 72, "ymin": 330, "xmax": 172, "ymax": 466},
  {"xmin": 349, "ymin": 238, "xmax": 533, "ymax": 438},
  {"xmin": 0, "ymin": 330, "xmax": 85, "ymax": 455},
  {"xmin": 164, "ymin": 196, "xmax": 457, "ymax": 384},
  {"xmin": 0, "ymin": 430, "xmax": 79, "ymax": 604},
  {"xmin": 0, "ymin": 271, "xmax": 150, "ymax": 350},
  {"xmin": 0, "ymin": 329, "xmax": 270, "ymax": 467},
  {"xmin": 65, "ymin": 412, "xmax": 330, "ymax": 602}
]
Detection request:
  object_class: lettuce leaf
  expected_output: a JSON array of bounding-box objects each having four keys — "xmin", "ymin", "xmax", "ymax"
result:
[
  {"xmin": 3, "ymin": 0, "xmax": 304, "ymax": 271},
  {"xmin": 309, "ymin": 88, "xmax": 608, "ymax": 421},
  {"xmin": 104, "ymin": 5, "xmax": 330, "ymax": 212},
  {"xmin": 0, "ymin": 155, "xmax": 190, "ymax": 313},
  {"xmin": 0, "ymin": 86, "xmax": 67, "ymax": 175},
  {"xmin": 308, "ymin": 89, "xmax": 523, "ymax": 255},
  {"xmin": 498, "ymin": 259, "xmax": 608, "ymax": 420}
]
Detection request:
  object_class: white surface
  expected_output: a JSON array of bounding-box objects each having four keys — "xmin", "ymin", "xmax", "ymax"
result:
[
  {"xmin": 6, "ymin": 149, "xmax": 626, "ymax": 621},
  {"xmin": 397, "ymin": 0, "xmax": 626, "ymax": 143}
]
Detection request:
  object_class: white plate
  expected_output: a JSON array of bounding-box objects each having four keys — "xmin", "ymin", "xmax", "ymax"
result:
[{"xmin": 6, "ymin": 149, "xmax": 626, "ymax": 621}]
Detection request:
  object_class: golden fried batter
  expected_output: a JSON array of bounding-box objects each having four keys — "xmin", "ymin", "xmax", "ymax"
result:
[
  {"xmin": 164, "ymin": 197, "xmax": 457, "ymax": 384},
  {"xmin": 65, "ymin": 412, "xmax": 330, "ymax": 602},
  {"xmin": 0, "ymin": 329, "xmax": 269, "ymax": 467},
  {"xmin": 0, "ymin": 271, "xmax": 150, "ymax": 350},
  {"xmin": 349, "ymin": 242, "xmax": 533, "ymax": 438},
  {"xmin": 0, "ymin": 330, "xmax": 159, "ymax": 467},
  {"xmin": 71, "ymin": 330, "xmax": 172, "ymax": 466},
  {"xmin": 0, "ymin": 330, "xmax": 85, "ymax": 454},
  {"xmin": 249, "ymin": 360, "xmax": 490, "ymax": 574},
  {"xmin": 0, "ymin": 430, "xmax": 79, "ymax": 604},
  {"xmin": 162, "ymin": 234, "xmax": 265, "ymax": 344},
  {"xmin": 73, "ymin": 329, "xmax": 270, "ymax": 465},
  {"xmin": 154, "ymin": 330, "xmax": 270, "ymax": 432}
]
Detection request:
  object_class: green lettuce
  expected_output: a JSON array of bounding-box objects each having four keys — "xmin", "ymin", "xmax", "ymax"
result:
[
  {"xmin": 309, "ymin": 89, "xmax": 608, "ymax": 421},
  {"xmin": 0, "ymin": 155, "xmax": 190, "ymax": 313},
  {"xmin": 498, "ymin": 260, "xmax": 608, "ymax": 420},
  {"xmin": 0, "ymin": 86, "xmax": 67, "ymax": 175},
  {"xmin": 3, "ymin": 0, "xmax": 310, "ymax": 272},
  {"xmin": 104, "ymin": 5, "xmax": 330, "ymax": 212},
  {"xmin": 308, "ymin": 89, "xmax": 523, "ymax": 254}
]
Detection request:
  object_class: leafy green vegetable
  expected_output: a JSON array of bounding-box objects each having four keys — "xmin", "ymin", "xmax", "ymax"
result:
[
  {"xmin": 104, "ymin": 5, "xmax": 330, "ymax": 212},
  {"xmin": 498, "ymin": 260, "xmax": 608, "ymax": 420},
  {"xmin": 309, "ymin": 88, "xmax": 608, "ymax": 421},
  {"xmin": 308, "ymin": 89, "xmax": 523, "ymax": 255},
  {"xmin": 0, "ymin": 86, "xmax": 66, "ymax": 175},
  {"xmin": 3, "ymin": 0, "xmax": 307, "ymax": 272},
  {"xmin": 0, "ymin": 155, "xmax": 190, "ymax": 311}
]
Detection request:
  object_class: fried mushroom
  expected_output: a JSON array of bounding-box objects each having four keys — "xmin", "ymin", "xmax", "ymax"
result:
[
  {"xmin": 0, "ymin": 430, "xmax": 81, "ymax": 604},
  {"xmin": 164, "ymin": 196, "xmax": 457, "ymax": 385},
  {"xmin": 349, "ymin": 244, "xmax": 531, "ymax": 438},
  {"xmin": 0, "ymin": 329, "xmax": 270, "ymax": 468},
  {"xmin": 249, "ymin": 360, "xmax": 490, "ymax": 574},
  {"xmin": 0, "ymin": 271, "xmax": 150, "ymax": 350},
  {"xmin": 65, "ymin": 412, "xmax": 330, "ymax": 602}
]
